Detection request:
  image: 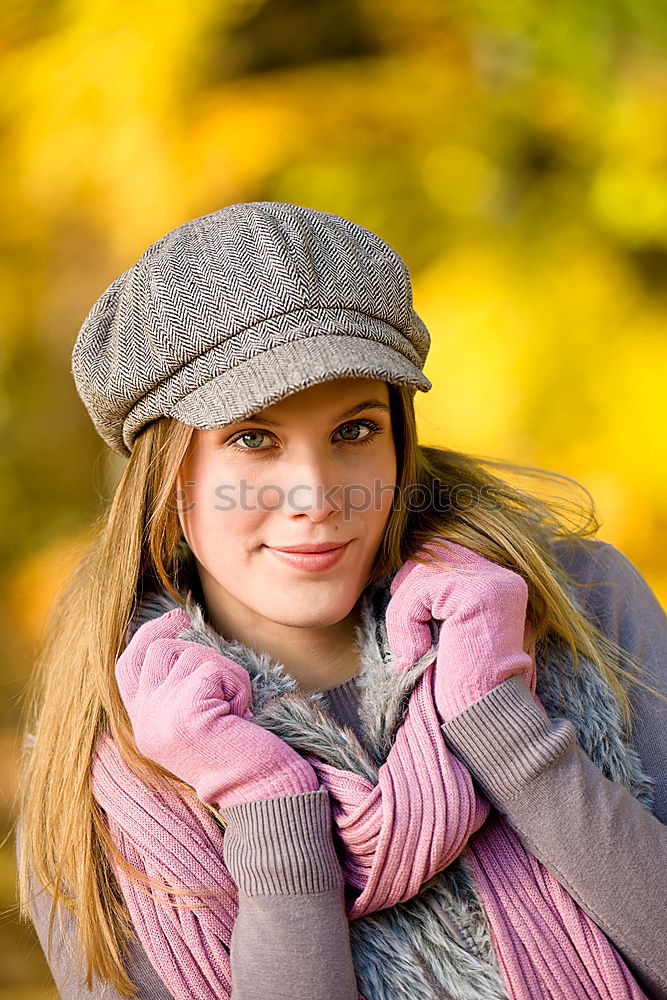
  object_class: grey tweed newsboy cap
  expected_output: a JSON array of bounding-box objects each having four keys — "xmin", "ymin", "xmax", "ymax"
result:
[{"xmin": 71, "ymin": 201, "xmax": 432, "ymax": 456}]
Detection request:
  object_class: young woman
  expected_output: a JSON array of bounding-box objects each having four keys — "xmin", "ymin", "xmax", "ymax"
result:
[{"xmin": 17, "ymin": 202, "xmax": 667, "ymax": 1000}]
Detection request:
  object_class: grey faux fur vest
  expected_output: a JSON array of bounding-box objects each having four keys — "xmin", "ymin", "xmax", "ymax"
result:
[{"xmin": 130, "ymin": 573, "xmax": 656, "ymax": 1000}]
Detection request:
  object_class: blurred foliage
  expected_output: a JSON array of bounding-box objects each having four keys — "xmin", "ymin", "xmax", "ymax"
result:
[{"xmin": 1, "ymin": 0, "xmax": 666, "ymax": 992}]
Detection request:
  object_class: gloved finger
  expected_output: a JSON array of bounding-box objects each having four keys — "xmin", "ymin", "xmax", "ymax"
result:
[
  {"xmin": 388, "ymin": 550, "xmax": 447, "ymax": 597},
  {"xmin": 116, "ymin": 609, "xmax": 191, "ymax": 699},
  {"xmin": 139, "ymin": 637, "xmax": 207, "ymax": 690},
  {"xmin": 389, "ymin": 559, "xmax": 418, "ymax": 595},
  {"xmin": 164, "ymin": 649, "xmax": 253, "ymax": 714},
  {"xmin": 171, "ymin": 662, "xmax": 234, "ymax": 717},
  {"xmin": 139, "ymin": 637, "xmax": 250, "ymax": 694},
  {"xmin": 432, "ymin": 540, "xmax": 492, "ymax": 568},
  {"xmin": 385, "ymin": 594, "xmax": 433, "ymax": 670}
]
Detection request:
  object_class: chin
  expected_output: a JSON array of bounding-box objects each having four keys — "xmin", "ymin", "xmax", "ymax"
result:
[{"xmin": 267, "ymin": 595, "xmax": 358, "ymax": 629}]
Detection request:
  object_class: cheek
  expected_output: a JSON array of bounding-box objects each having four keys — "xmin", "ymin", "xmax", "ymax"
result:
[
  {"xmin": 179, "ymin": 463, "xmax": 263, "ymax": 556},
  {"xmin": 348, "ymin": 446, "xmax": 397, "ymax": 526}
]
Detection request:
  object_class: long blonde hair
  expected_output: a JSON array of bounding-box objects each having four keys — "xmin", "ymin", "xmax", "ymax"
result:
[{"xmin": 16, "ymin": 384, "xmax": 665, "ymax": 997}]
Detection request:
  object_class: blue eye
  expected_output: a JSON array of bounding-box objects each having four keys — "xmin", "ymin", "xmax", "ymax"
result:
[
  {"xmin": 335, "ymin": 421, "xmax": 374, "ymax": 442},
  {"xmin": 230, "ymin": 431, "xmax": 273, "ymax": 451}
]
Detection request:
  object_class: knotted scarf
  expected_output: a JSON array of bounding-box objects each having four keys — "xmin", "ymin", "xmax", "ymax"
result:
[{"xmin": 91, "ymin": 581, "xmax": 651, "ymax": 1000}]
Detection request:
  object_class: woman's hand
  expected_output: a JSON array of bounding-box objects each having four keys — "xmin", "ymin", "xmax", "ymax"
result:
[
  {"xmin": 115, "ymin": 608, "xmax": 320, "ymax": 809},
  {"xmin": 385, "ymin": 540, "xmax": 536, "ymax": 723}
]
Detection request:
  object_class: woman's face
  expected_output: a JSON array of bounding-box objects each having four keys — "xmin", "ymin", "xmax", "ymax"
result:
[{"xmin": 176, "ymin": 377, "xmax": 397, "ymax": 633}]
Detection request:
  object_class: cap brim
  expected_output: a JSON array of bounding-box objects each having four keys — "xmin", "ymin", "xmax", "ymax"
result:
[{"xmin": 164, "ymin": 332, "xmax": 431, "ymax": 431}]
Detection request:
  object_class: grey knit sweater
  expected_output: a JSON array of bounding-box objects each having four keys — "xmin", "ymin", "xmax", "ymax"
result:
[{"xmin": 20, "ymin": 538, "xmax": 667, "ymax": 1000}]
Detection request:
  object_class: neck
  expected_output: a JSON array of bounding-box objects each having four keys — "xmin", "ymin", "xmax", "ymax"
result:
[{"xmin": 197, "ymin": 578, "xmax": 363, "ymax": 694}]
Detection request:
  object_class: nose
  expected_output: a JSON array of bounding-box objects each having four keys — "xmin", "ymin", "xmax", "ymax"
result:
[{"xmin": 282, "ymin": 455, "xmax": 341, "ymax": 523}]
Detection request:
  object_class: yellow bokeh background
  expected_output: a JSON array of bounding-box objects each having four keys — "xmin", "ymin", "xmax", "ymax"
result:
[{"xmin": 1, "ymin": 1, "xmax": 666, "ymax": 994}]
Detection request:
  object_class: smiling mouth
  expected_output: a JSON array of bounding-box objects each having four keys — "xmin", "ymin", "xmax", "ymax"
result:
[
  {"xmin": 267, "ymin": 542, "xmax": 350, "ymax": 553},
  {"xmin": 263, "ymin": 541, "xmax": 351, "ymax": 571}
]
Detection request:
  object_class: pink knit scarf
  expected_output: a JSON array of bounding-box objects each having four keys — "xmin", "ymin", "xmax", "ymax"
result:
[{"xmin": 91, "ymin": 654, "xmax": 648, "ymax": 1000}]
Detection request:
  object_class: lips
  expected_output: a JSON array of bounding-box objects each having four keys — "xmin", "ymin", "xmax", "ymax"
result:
[
  {"xmin": 268, "ymin": 542, "xmax": 349, "ymax": 553},
  {"xmin": 264, "ymin": 540, "xmax": 351, "ymax": 572}
]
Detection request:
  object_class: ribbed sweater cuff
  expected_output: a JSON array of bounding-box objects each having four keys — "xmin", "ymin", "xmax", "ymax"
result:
[
  {"xmin": 218, "ymin": 787, "xmax": 344, "ymax": 897},
  {"xmin": 441, "ymin": 675, "xmax": 577, "ymax": 806}
]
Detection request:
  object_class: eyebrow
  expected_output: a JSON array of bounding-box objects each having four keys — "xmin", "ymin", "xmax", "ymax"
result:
[{"xmin": 232, "ymin": 397, "xmax": 392, "ymax": 428}]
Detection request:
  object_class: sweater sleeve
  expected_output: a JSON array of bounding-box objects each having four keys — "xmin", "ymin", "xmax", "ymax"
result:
[
  {"xmin": 18, "ymin": 788, "xmax": 360, "ymax": 1000},
  {"xmin": 554, "ymin": 538, "xmax": 667, "ymax": 819},
  {"xmin": 440, "ymin": 538, "xmax": 667, "ymax": 1000},
  {"xmin": 218, "ymin": 787, "xmax": 359, "ymax": 1000}
]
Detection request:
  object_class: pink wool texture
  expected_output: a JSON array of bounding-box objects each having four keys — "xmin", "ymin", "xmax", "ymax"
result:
[
  {"xmin": 113, "ymin": 608, "xmax": 320, "ymax": 809},
  {"xmin": 385, "ymin": 539, "xmax": 537, "ymax": 722},
  {"xmin": 92, "ymin": 665, "xmax": 648, "ymax": 1000}
]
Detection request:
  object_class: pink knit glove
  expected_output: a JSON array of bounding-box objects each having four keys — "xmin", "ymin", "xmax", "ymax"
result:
[
  {"xmin": 385, "ymin": 540, "xmax": 536, "ymax": 723},
  {"xmin": 115, "ymin": 608, "xmax": 320, "ymax": 809}
]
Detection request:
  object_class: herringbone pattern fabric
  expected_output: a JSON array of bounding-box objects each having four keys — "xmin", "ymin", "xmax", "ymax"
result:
[{"xmin": 71, "ymin": 202, "xmax": 432, "ymax": 455}]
